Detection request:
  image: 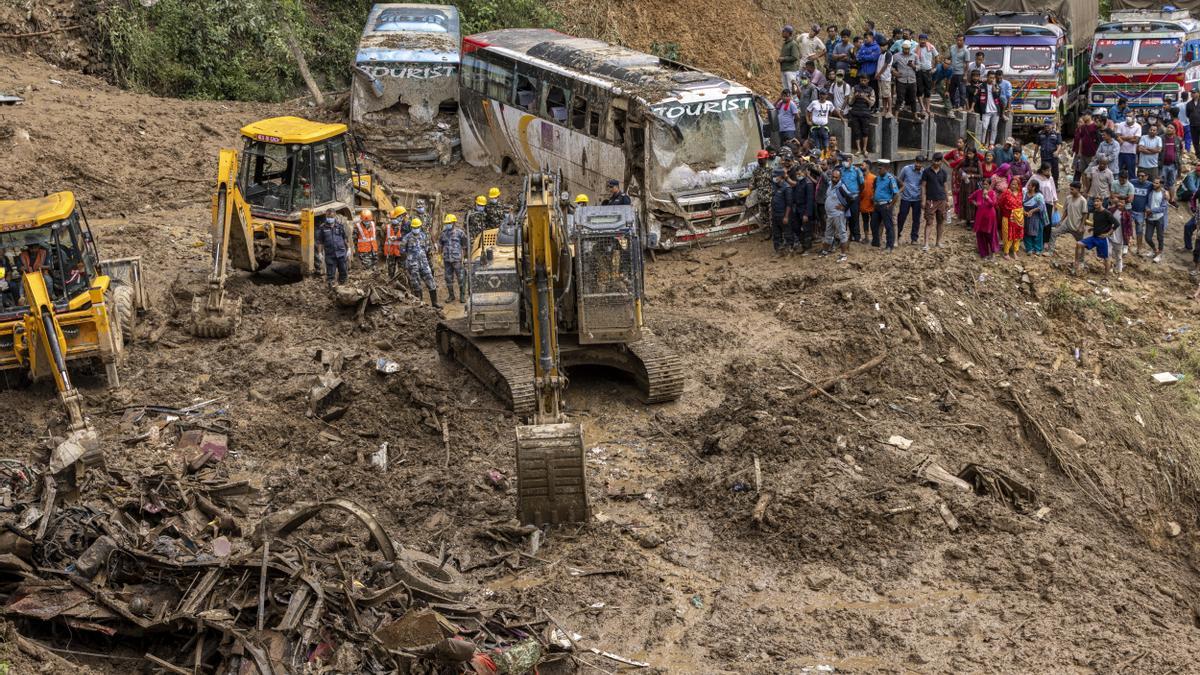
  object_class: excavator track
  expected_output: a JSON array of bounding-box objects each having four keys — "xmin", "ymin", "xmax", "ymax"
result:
[
  {"xmin": 627, "ymin": 335, "xmax": 685, "ymax": 404},
  {"xmin": 436, "ymin": 320, "xmax": 536, "ymax": 415}
]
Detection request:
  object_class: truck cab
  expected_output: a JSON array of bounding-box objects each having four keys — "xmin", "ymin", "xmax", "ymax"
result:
[
  {"xmin": 965, "ymin": 13, "xmax": 1079, "ymax": 133},
  {"xmin": 1089, "ymin": 9, "xmax": 1200, "ymax": 111}
]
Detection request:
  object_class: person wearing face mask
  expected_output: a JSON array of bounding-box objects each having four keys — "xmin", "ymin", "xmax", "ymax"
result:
[
  {"xmin": 896, "ymin": 156, "xmax": 924, "ymax": 244},
  {"xmin": 837, "ymin": 154, "xmax": 864, "ymax": 242},
  {"xmin": 769, "ymin": 169, "xmax": 793, "ymax": 255}
]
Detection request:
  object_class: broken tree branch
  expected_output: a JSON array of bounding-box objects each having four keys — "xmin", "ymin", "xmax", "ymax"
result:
[
  {"xmin": 792, "ymin": 352, "xmax": 887, "ymax": 402},
  {"xmin": 782, "ymin": 362, "xmax": 872, "ymax": 422},
  {"xmin": 0, "ymin": 25, "xmax": 80, "ymax": 39},
  {"xmin": 283, "ymin": 29, "xmax": 324, "ymax": 106}
]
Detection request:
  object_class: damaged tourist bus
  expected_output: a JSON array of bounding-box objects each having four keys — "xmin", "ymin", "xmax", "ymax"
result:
[
  {"xmin": 350, "ymin": 4, "xmax": 461, "ymax": 165},
  {"xmin": 458, "ymin": 29, "xmax": 766, "ymax": 250}
]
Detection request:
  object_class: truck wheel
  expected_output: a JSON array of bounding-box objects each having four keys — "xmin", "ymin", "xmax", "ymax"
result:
[
  {"xmin": 390, "ymin": 549, "xmax": 469, "ymax": 600},
  {"xmin": 110, "ymin": 281, "xmax": 136, "ymax": 347}
]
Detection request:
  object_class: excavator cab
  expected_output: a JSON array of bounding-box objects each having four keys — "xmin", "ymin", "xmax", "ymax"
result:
[
  {"xmin": 0, "ymin": 192, "xmax": 143, "ymax": 432},
  {"xmin": 573, "ymin": 205, "xmax": 643, "ymax": 344},
  {"xmin": 192, "ymin": 117, "xmax": 400, "ymax": 338},
  {"xmin": 237, "ymin": 122, "xmax": 357, "ymax": 219}
]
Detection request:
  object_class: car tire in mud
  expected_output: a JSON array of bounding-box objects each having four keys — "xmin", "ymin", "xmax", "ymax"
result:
[{"xmin": 391, "ymin": 548, "xmax": 469, "ymax": 600}]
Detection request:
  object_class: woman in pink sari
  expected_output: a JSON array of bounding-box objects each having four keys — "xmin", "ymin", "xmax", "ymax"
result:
[{"xmin": 969, "ymin": 180, "xmax": 1000, "ymax": 259}]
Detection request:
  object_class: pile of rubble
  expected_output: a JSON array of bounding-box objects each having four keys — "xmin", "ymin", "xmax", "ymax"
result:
[{"xmin": 0, "ymin": 400, "xmax": 567, "ymax": 674}]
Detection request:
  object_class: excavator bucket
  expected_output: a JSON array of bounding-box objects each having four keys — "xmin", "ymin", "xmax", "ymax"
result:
[
  {"xmin": 190, "ymin": 294, "xmax": 242, "ymax": 338},
  {"xmin": 515, "ymin": 422, "xmax": 589, "ymax": 525}
]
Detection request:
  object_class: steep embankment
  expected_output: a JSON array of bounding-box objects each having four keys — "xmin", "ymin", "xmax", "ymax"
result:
[{"xmin": 552, "ymin": 0, "xmax": 961, "ymax": 94}]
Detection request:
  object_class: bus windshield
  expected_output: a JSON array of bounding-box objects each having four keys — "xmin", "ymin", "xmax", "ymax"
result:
[
  {"xmin": 1138, "ymin": 38, "xmax": 1182, "ymax": 66},
  {"xmin": 1094, "ymin": 39, "xmax": 1134, "ymax": 66},
  {"xmin": 1009, "ymin": 46, "xmax": 1053, "ymax": 72},
  {"xmin": 649, "ymin": 95, "xmax": 758, "ymax": 192}
]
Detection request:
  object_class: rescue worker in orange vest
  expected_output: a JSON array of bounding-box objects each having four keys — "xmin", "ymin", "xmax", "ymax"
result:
[
  {"xmin": 384, "ymin": 206, "xmax": 407, "ymax": 278},
  {"xmin": 19, "ymin": 241, "xmax": 49, "ymax": 273},
  {"xmin": 354, "ymin": 209, "xmax": 378, "ymax": 269}
]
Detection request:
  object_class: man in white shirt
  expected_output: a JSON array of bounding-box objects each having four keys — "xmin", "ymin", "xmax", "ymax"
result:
[
  {"xmin": 807, "ymin": 90, "xmax": 835, "ymax": 151},
  {"xmin": 1115, "ymin": 117, "xmax": 1142, "ymax": 180},
  {"xmin": 800, "ymin": 24, "xmax": 826, "ymax": 69},
  {"xmin": 828, "ymin": 71, "xmax": 852, "ymax": 117}
]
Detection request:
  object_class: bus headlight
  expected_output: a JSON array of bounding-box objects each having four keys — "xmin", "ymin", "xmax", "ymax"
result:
[{"xmin": 1034, "ymin": 99, "xmax": 1052, "ymax": 110}]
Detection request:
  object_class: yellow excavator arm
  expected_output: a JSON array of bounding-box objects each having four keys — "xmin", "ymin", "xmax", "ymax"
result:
[
  {"xmin": 20, "ymin": 271, "xmax": 86, "ymax": 431},
  {"xmin": 522, "ymin": 174, "xmax": 566, "ymax": 423},
  {"xmin": 514, "ymin": 172, "xmax": 588, "ymax": 526},
  {"xmin": 192, "ymin": 149, "xmax": 256, "ymax": 338}
]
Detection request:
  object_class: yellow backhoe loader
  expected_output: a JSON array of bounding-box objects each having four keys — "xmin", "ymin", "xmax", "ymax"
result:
[
  {"xmin": 0, "ymin": 192, "xmax": 145, "ymax": 435},
  {"xmin": 437, "ymin": 172, "xmax": 684, "ymax": 525},
  {"xmin": 192, "ymin": 116, "xmax": 407, "ymax": 337}
]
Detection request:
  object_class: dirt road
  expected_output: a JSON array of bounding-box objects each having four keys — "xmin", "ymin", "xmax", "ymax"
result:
[{"xmin": 4, "ymin": 54, "xmax": 1200, "ymax": 672}]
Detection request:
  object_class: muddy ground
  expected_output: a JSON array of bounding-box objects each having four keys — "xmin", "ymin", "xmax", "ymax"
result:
[{"xmin": 5, "ymin": 54, "xmax": 1200, "ymax": 673}]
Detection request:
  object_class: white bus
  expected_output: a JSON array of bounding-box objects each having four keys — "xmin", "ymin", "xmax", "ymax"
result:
[{"xmin": 458, "ymin": 29, "xmax": 767, "ymax": 250}]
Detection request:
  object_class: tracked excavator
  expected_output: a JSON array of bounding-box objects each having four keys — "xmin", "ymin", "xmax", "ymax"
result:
[
  {"xmin": 192, "ymin": 116, "xmax": 437, "ymax": 337},
  {"xmin": 0, "ymin": 192, "xmax": 145, "ymax": 439},
  {"xmin": 436, "ymin": 172, "xmax": 684, "ymax": 524}
]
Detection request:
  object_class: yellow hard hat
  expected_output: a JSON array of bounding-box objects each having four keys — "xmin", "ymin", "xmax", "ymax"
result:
[
  {"xmin": 488, "ymin": 187, "xmax": 501, "ymax": 199},
  {"xmin": 475, "ymin": 195, "xmax": 487, "ymax": 206},
  {"xmin": 575, "ymin": 194, "xmax": 589, "ymax": 204},
  {"xmin": 410, "ymin": 218, "xmax": 423, "ymax": 229},
  {"xmin": 443, "ymin": 214, "xmax": 458, "ymax": 224},
  {"xmin": 360, "ymin": 209, "xmax": 373, "ymax": 221},
  {"xmin": 390, "ymin": 206, "xmax": 407, "ymax": 218}
]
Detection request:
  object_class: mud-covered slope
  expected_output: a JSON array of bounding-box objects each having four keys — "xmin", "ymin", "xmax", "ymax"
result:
[{"xmin": 552, "ymin": 0, "xmax": 961, "ymax": 96}]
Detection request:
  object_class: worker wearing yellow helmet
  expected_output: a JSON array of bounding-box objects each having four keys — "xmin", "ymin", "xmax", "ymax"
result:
[
  {"xmin": 438, "ymin": 214, "xmax": 470, "ymax": 303},
  {"xmin": 467, "ymin": 195, "xmax": 488, "ymax": 240},
  {"xmin": 575, "ymin": 194, "xmax": 589, "ymax": 205},
  {"xmin": 354, "ymin": 209, "xmax": 378, "ymax": 269},
  {"xmin": 399, "ymin": 216, "xmax": 440, "ymax": 308},
  {"xmin": 484, "ymin": 187, "xmax": 507, "ymax": 233},
  {"xmin": 384, "ymin": 206, "xmax": 408, "ymax": 277}
]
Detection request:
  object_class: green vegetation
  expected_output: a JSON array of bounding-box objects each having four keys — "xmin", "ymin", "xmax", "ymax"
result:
[
  {"xmin": 92, "ymin": 0, "xmax": 559, "ymax": 102},
  {"xmin": 1043, "ymin": 284, "xmax": 1123, "ymax": 323}
]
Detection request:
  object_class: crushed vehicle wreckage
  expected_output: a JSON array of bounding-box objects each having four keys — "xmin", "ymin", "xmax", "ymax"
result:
[{"xmin": 0, "ymin": 398, "xmax": 614, "ymax": 674}]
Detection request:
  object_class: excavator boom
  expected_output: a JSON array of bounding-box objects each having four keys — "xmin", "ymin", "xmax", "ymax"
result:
[
  {"xmin": 20, "ymin": 270, "xmax": 87, "ymax": 431},
  {"xmin": 514, "ymin": 172, "xmax": 588, "ymax": 526},
  {"xmin": 191, "ymin": 149, "xmax": 253, "ymax": 338}
]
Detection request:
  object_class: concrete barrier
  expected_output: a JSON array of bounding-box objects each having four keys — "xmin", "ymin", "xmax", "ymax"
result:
[
  {"xmin": 827, "ymin": 117, "xmax": 852, "ymax": 154},
  {"xmin": 932, "ymin": 112, "xmax": 967, "ymax": 149},
  {"xmin": 880, "ymin": 116, "xmax": 898, "ymax": 160}
]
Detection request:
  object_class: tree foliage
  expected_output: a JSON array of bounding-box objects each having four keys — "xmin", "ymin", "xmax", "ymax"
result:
[{"xmin": 92, "ymin": 0, "xmax": 559, "ymax": 102}]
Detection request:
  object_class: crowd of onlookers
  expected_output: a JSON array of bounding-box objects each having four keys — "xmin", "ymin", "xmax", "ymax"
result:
[
  {"xmin": 776, "ymin": 24, "xmax": 1023, "ymax": 155},
  {"xmin": 762, "ymin": 22, "xmax": 1200, "ymax": 289}
]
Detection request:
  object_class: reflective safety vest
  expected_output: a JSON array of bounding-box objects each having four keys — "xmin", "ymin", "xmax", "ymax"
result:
[
  {"xmin": 356, "ymin": 220, "xmax": 377, "ymax": 254},
  {"xmin": 19, "ymin": 248, "xmax": 47, "ymax": 273},
  {"xmin": 384, "ymin": 222, "xmax": 403, "ymax": 257}
]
